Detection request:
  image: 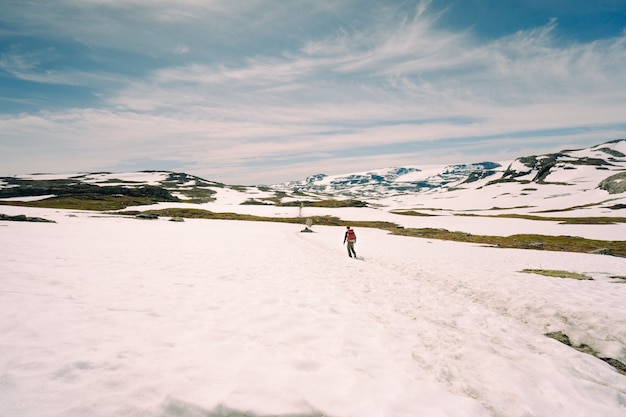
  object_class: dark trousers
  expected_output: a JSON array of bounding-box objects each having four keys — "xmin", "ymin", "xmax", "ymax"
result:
[{"xmin": 346, "ymin": 240, "xmax": 356, "ymax": 257}]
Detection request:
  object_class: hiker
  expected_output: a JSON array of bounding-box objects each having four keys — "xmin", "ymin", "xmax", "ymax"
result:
[{"xmin": 343, "ymin": 226, "xmax": 357, "ymax": 258}]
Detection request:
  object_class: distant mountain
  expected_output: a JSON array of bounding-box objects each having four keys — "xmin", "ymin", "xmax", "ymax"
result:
[
  {"xmin": 272, "ymin": 162, "xmax": 503, "ymax": 197},
  {"xmin": 0, "ymin": 171, "xmax": 228, "ymax": 209},
  {"xmin": 1, "ymin": 139, "xmax": 625, "ymax": 213},
  {"xmin": 271, "ymin": 139, "xmax": 626, "ymax": 199}
]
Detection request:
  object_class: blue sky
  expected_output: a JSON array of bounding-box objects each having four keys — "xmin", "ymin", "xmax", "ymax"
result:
[{"xmin": 1, "ymin": 0, "xmax": 626, "ymax": 184}]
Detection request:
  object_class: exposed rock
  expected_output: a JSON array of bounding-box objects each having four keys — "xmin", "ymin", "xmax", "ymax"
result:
[
  {"xmin": 588, "ymin": 248, "xmax": 613, "ymax": 255},
  {"xmin": 0, "ymin": 177, "xmax": 180, "ymax": 201},
  {"xmin": 598, "ymin": 146, "xmax": 626, "ymax": 158},
  {"xmin": 0, "ymin": 213, "xmax": 55, "ymax": 223},
  {"xmin": 598, "ymin": 171, "xmax": 626, "ymax": 194},
  {"xmin": 461, "ymin": 169, "xmax": 497, "ymax": 184},
  {"xmin": 115, "ymin": 211, "xmax": 141, "ymax": 216},
  {"xmin": 545, "ymin": 331, "xmax": 572, "ymax": 345},
  {"xmin": 545, "ymin": 331, "xmax": 626, "ymax": 376},
  {"xmin": 602, "ymin": 358, "xmax": 626, "ymax": 374},
  {"xmin": 610, "ymin": 275, "xmax": 626, "ymax": 283},
  {"xmin": 136, "ymin": 213, "xmax": 159, "ymax": 220},
  {"xmin": 501, "ymin": 153, "xmax": 564, "ymax": 182},
  {"xmin": 570, "ymin": 157, "xmax": 614, "ymax": 167},
  {"xmin": 605, "ymin": 203, "xmax": 626, "ymax": 210}
]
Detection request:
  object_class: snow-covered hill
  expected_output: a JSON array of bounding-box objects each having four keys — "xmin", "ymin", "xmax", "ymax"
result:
[
  {"xmin": 1, "ymin": 139, "xmax": 625, "ymax": 234},
  {"xmin": 275, "ymin": 139, "xmax": 626, "ymax": 193},
  {"xmin": 271, "ymin": 139, "xmax": 626, "ymax": 212},
  {"xmin": 3, "ymin": 140, "xmax": 625, "ymax": 205},
  {"xmin": 273, "ymin": 161, "xmax": 503, "ymax": 196}
]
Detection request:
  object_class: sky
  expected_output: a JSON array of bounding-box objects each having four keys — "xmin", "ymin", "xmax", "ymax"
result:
[{"xmin": 1, "ymin": 0, "xmax": 626, "ymax": 185}]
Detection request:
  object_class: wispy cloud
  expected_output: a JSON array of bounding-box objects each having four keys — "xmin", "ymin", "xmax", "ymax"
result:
[
  {"xmin": 110, "ymin": 13, "xmax": 626, "ymax": 127},
  {"xmin": 1, "ymin": 1, "xmax": 625, "ymax": 183}
]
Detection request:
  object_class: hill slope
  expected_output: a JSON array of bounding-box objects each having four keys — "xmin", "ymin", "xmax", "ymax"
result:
[
  {"xmin": 1, "ymin": 139, "xmax": 625, "ymax": 217},
  {"xmin": 284, "ymin": 139, "xmax": 626, "ymax": 193}
]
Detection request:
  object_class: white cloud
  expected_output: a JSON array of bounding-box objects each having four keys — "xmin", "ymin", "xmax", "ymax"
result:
[{"xmin": 1, "ymin": 1, "xmax": 626, "ymax": 183}]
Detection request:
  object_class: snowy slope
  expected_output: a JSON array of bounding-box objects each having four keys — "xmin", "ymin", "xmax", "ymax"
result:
[
  {"xmin": 0, "ymin": 208, "xmax": 625, "ymax": 417},
  {"xmin": 273, "ymin": 139, "xmax": 626, "ymax": 195},
  {"xmin": 2, "ymin": 140, "xmax": 625, "ymax": 221},
  {"xmin": 1, "ymin": 140, "xmax": 625, "ymax": 240},
  {"xmin": 271, "ymin": 139, "xmax": 626, "ymax": 216}
]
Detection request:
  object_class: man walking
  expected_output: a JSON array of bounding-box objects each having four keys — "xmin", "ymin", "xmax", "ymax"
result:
[{"xmin": 343, "ymin": 226, "xmax": 357, "ymax": 258}]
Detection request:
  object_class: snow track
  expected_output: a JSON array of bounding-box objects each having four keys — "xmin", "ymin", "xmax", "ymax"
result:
[{"xmin": 298, "ymin": 226, "xmax": 626, "ymax": 417}]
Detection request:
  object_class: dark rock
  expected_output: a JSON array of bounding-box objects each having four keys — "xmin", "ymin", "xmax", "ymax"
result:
[
  {"xmin": 0, "ymin": 213, "xmax": 55, "ymax": 223},
  {"xmin": 0, "ymin": 177, "xmax": 180, "ymax": 201},
  {"xmin": 462, "ymin": 169, "xmax": 497, "ymax": 184},
  {"xmin": 589, "ymin": 248, "xmax": 613, "ymax": 255},
  {"xmin": 598, "ymin": 172, "xmax": 626, "ymax": 194},
  {"xmin": 545, "ymin": 331, "xmax": 626, "ymax": 376},
  {"xmin": 136, "ymin": 213, "xmax": 159, "ymax": 220},
  {"xmin": 545, "ymin": 331, "xmax": 572, "ymax": 345},
  {"xmin": 600, "ymin": 358, "xmax": 626, "ymax": 375},
  {"xmin": 598, "ymin": 146, "xmax": 626, "ymax": 158},
  {"xmin": 605, "ymin": 204, "xmax": 626, "ymax": 210}
]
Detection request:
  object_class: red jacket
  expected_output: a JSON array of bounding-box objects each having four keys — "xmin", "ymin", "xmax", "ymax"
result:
[{"xmin": 344, "ymin": 228, "xmax": 356, "ymax": 242}]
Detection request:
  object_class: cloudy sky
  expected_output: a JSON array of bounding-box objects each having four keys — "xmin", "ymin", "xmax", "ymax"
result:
[{"xmin": 1, "ymin": 0, "xmax": 626, "ymax": 184}]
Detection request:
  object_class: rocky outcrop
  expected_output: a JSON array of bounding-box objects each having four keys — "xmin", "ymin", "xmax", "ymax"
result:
[
  {"xmin": 598, "ymin": 172, "xmax": 626, "ymax": 194},
  {"xmin": 0, "ymin": 177, "xmax": 180, "ymax": 201},
  {"xmin": 501, "ymin": 153, "xmax": 564, "ymax": 182},
  {"xmin": 0, "ymin": 213, "xmax": 55, "ymax": 223},
  {"xmin": 545, "ymin": 331, "xmax": 626, "ymax": 376}
]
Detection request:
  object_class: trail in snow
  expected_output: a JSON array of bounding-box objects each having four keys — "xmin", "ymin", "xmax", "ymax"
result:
[
  {"xmin": 332, "ymin": 227, "xmax": 626, "ymax": 356},
  {"xmin": 296, "ymin": 226, "xmax": 626, "ymax": 417}
]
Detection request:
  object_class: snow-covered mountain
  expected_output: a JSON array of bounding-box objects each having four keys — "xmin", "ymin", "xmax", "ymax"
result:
[
  {"xmin": 263, "ymin": 139, "xmax": 626, "ymax": 216},
  {"xmin": 272, "ymin": 162, "xmax": 502, "ymax": 198},
  {"xmin": 272, "ymin": 139, "xmax": 626, "ymax": 199},
  {"xmin": 1, "ymin": 139, "xmax": 625, "ymax": 217}
]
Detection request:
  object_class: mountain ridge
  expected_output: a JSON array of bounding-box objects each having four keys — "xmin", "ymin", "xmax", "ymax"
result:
[
  {"xmin": 271, "ymin": 139, "xmax": 626, "ymax": 198},
  {"xmin": 1, "ymin": 139, "xmax": 625, "ymax": 215}
]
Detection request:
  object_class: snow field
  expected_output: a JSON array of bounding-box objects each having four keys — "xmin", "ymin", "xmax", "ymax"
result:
[
  {"xmin": 115, "ymin": 199, "xmax": 626, "ymax": 241},
  {"xmin": 0, "ymin": 210, "xmax": 625, "ymax": 417},
  {"xmin": 304, "ymin": 227, "xmax": 626, "ymax": 416}
]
